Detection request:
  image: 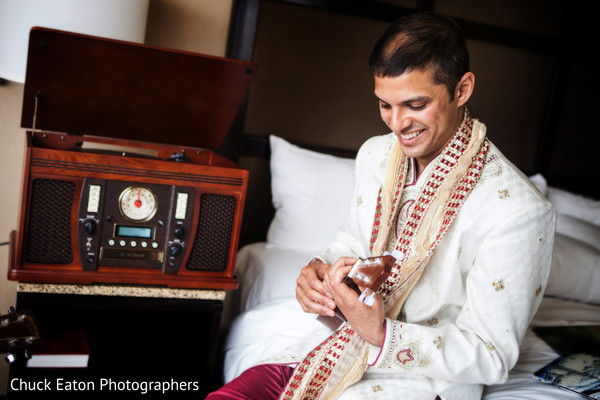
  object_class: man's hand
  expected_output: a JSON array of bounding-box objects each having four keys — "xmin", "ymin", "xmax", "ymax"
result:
[
  {"xmin": 323, "ymin": 257, "xmax": 386, "ymax": 346},
  {"xmin": 296, "ymin": 259, "xmax": 336, "ymax": 316}
]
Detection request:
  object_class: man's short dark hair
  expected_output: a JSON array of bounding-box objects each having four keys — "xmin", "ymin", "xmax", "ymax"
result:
[{"xmin": 368, "ymin": 12, "xmax": 470, "ymax": 101}]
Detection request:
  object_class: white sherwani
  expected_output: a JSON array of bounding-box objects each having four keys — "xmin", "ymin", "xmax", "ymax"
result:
[{"xmin": 316, "ymin": 132, "xmax": 556, "ymax": 400}]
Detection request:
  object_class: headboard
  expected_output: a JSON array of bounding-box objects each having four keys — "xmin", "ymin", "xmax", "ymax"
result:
[{"xmin": 221, "ymin": 0, "xmax": 598, "ymax": 246}]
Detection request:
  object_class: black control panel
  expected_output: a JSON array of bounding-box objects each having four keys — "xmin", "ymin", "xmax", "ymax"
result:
[{"xmin": 77, "ymin": 178, "xmax": 194, "ymax": 274}]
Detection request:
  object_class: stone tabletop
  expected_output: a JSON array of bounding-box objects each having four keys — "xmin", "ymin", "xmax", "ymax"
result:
[{"xmin": 17, "ymin": 282, "xmax": 226, "ymax": 301}]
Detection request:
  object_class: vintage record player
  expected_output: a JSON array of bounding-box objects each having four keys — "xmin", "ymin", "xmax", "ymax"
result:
[{"xmin": 7, "ymin": 27, "xmax": 256, "ymax": 289}]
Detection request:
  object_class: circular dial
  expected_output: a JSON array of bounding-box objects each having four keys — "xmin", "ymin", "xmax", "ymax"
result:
[{"xmin": 118, "ymin": 186, "xmax": 158, "ymax": 222}]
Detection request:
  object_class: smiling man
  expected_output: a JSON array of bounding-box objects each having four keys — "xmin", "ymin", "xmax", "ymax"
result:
[{"xmin": 207, "ymin": 12, "xmax": 555, "ymax": 400}]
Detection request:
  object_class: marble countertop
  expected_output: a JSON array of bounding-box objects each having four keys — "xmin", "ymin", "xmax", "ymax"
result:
[{"xmin": 17, "ymin": 282, "xmax": 226, "ymax": 301}]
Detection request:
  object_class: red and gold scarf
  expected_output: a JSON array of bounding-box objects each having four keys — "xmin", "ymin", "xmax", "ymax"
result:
[{"xmin": 281, "ymin": 109, "xmax": 489, "ymax": 400}]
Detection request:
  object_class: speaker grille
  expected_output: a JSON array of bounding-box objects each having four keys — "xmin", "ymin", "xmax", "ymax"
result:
[
  {"xmin": 25, "ymin": 179, "xmax": 75, "ymax": 264},
  {"xmin": 186, "ymin": 194, "xmax": 236, "ymax": 272}
]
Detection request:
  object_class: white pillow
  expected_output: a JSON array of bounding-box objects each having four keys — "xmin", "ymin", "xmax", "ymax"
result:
[
  {"xmin": 545, "ymin": 233, "xmax": 600, "ymax": 305},
  {"xmin": 528, "ymin": 173, "xmax": 547, "ymax": 195},
  {"xmin": 546, "ymin": 186, "xmax": 600, "ymax": 226},
  {"xmin": 267, "ymin": 135, "xmax": 355, "ymax": 253},
  {"xmin": 556, "ymin": 213, "xmax": 600, "ymax": 252}
]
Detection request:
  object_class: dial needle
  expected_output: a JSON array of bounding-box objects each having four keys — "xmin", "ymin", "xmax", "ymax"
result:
[{"xmin": 135, "ymin": 189, "xmax": 142, "ymax": 208}]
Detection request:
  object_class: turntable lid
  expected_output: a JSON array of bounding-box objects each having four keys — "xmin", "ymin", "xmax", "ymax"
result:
[{"xmin": 21, "ymin": 27, "xmax": 255, "ymax": 150}]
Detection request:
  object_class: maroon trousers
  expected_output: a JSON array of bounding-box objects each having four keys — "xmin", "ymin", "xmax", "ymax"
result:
[{"xmin": 206, "ymin": 364, "xmax": 295, "ymax": 400}]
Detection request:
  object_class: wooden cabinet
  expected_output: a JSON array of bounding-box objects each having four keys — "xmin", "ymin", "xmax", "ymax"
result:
[{"xmin": 7, "ymin": 284, "xmax": 225, "ymax": 399}]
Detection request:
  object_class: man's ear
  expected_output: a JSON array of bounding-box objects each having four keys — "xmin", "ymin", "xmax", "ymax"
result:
[{"xmin": 455, "ymin": 72, "xmax": 475, "ymax": 106}]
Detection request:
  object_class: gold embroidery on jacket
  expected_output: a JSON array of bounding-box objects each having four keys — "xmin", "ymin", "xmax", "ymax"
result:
[
  {"xmin": 498, "ymin": 189, "xmax": 510, "ymax": 199},
  {"xmin": 493, "ymin": 279, "xmax": 505, "ymax": 291}
]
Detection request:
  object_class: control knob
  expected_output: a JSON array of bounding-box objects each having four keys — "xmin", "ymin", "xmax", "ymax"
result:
[
  {"xmin": 84, "ymin": 219, "xmax": 96, "ymax": 235},
  {"xmin": 169, "ymin": 243, "xmax": 183, "ymax": 257},
  {"xmin": 174, "ymin": 226, "xmax": 185, "ymax": 239}
]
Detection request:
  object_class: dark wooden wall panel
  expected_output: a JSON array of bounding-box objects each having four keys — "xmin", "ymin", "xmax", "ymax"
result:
[{"xmin": 225, "ymin": 0, "xmax": 599, "ymax": 245}]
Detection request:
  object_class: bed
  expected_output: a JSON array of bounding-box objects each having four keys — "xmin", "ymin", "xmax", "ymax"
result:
[{"xmin": 221, "ymin": 135, "xmax": 600, "ymax": 399}]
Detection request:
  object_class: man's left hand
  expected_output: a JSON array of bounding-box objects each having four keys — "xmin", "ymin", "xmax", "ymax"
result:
[{"xmin": 323, "ymin": 257, "xmax": 386, "ymax": 346}]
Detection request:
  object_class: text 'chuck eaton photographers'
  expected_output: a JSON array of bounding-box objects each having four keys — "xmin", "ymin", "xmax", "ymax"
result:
[{"xmin": 10, "ymin": 377, "xmax": 201, "ymax": 395}]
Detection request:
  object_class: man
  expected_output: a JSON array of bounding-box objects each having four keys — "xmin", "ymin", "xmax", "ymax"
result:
[{"xmin": 208, "ymin": 11, "xmax": 554, "ymax": 400}]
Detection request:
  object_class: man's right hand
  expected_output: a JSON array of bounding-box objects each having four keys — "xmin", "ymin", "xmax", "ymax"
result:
[{"xmin": 296, "ymin": 259, "xmax": 337, "ymax": 317}]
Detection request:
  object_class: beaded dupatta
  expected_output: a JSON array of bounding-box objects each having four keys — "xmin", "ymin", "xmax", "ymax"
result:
[{"xmin": 281, "ymin": 109, "xmax": 489, "ymax": 400}]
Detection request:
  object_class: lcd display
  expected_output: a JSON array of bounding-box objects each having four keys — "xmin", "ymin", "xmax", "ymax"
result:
[{"xmin": 115, "ymin": 225, "xmax": 154, "ymax": 239}]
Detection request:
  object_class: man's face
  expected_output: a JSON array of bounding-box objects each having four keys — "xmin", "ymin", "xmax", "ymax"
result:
[{"xmin": 374, "ymin": 68, "xmax": 464, "ymax": 173}]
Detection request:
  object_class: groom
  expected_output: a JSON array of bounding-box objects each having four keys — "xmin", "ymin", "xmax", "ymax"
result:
[{"xmin": 208, "ymin": 11, "xmax": 555, "ymax": 400}]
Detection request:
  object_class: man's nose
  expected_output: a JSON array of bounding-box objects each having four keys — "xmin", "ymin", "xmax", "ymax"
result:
[{"xmin": 388, "ymin": 110, "xmax": 412, "ymax": 133}]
